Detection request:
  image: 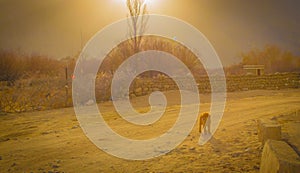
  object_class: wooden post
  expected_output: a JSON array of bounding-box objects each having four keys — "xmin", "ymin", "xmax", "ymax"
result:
[{"xmin": 65, "ymin": 66, "xmax": 68, "ymax": 107}]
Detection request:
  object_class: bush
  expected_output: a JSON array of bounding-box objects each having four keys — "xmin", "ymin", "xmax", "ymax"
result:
[
  {"xmin": 0, "ymin": 77, "xmax": 72, "ymax": 113},
  {"xmin": 0, "ymin": 51, "xmax": 24, "ymax": 85}
]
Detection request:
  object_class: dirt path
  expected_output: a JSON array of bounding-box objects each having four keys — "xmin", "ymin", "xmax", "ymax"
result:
[{"xmin": 0, "ymin": 89, "xmax": 300, "ymax": 172}]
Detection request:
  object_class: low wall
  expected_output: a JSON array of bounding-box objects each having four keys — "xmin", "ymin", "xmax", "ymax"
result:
[
  {"xmin": 1, "ymin": 73, "xmax": 298, "ymax": 113},
  {"xmin": 225, "ymin": 73, "xmax": 300, "ymax": 92},
  {"xmin": 125, "ymin": 73, "xmax": 300, "ymax": 97}
]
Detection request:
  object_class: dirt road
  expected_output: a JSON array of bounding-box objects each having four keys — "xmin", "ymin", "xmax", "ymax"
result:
[{"xmin": 0, "ymin": 89, "xmax": 299, "ymax": 172}]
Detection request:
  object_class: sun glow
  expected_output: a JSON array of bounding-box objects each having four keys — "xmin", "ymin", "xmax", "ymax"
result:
[{"xmin": 120, "ymin": 0, "xmax": 153, "ymax": 5}]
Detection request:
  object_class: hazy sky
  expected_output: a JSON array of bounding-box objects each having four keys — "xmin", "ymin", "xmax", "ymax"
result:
[{"xmin": 0, "ymin": 0, "xmax": 299, "ymax": 66}]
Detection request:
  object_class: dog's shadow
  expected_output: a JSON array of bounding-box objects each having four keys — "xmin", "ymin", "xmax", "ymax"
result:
[{"xmin": 208, "ymin": 136, "xmax": 230, "ymax": 153}]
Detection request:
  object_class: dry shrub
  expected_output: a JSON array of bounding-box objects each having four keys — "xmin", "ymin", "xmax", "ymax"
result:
[
  {"xmin": 0, "ymin": 76, "xmax": 72, "ymax": 113},
  {"xmin": 0, "ymin": 50, "xmax": 76, "ymax": 113},
  {"xmin": 0, "ymin": 51, "xmax": 24, "ymax": 85},
  {"xmin": 95, "ymin": 72, "xmax": 113, "ymax": 102}
]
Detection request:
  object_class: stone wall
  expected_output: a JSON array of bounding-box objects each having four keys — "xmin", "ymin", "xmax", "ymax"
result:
[
  {"xmin": 128, "ymin": 73, "xmax": 300, "ymax": 97},
  {"xmin": 225, "ymin": 73, "xmax": 300, "ymax": 92}
]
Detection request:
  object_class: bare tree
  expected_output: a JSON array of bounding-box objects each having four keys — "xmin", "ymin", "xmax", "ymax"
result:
[{"xmin": 126, "ymin": 0, "xmax": 148, "ymax": 53}]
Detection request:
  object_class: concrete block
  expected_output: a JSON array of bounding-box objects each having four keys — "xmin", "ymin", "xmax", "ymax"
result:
[
  {"xmin": 260, "ymin": 140, "xmax": 300, "ymax": 173},
  {"xmin": 257, "ymin": 119, "xmax": 281, "ymax": 144}
]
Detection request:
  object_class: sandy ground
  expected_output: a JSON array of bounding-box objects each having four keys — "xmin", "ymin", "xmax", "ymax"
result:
[{"xmin": 0, "ymin": 89, "xmax": 300, "ymax": 173}]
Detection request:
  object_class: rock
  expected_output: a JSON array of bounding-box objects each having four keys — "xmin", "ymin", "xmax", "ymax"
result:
[
  {"xmin": 130, "ymin": 93, "xmax": 136, "ymax": 98},
  {"xmin": 242, "ymin": 88, "xmax": 249, "ymax": 91},
  {"xmin": 134, "ymin": 87, "xmax": 142, "ymax": 94},
  {"xmin": 270, "ymin": 116, "xmax": 278, "ymax": 120},
  {"xmin": 85, "ymin": 99, "xmax": 94, "ymax": 106},
  {"xmin": 152, "ymin": 88, "xmax": 159, "ymax": 91},
  {"xmin": 260, "ymin": 140, "xmax": 300, "ymax": 173},
  {"xmin": 214, "ymin": 148, "xmax": 221, "ymax": 153},
  {"xmin": 233, "ymin": 138, "xmax": 240, "ymax": 143},
  {"xmin": 71, "ymin": 125, "xmax": 79, "ymax": 129},
  {"xmin": 189, "ymin": 147, "xmax": 196, "ymax": 150},
  {"xmin": 0, "ymin": 138, "xmax": 10, "ymax": 142},
  {"xmin": 164, "ymin": 85, "xmax": 170, "ymax": 89},
  {"xmin": 231, "ymin": 152, "xmax": 240, "ymax": 158},
  {"xmin": 52, "ymin": 164, "xmax": 59, "ymax": 169},
  {"xmin": 134, "ymin": 87, "xmax": 143, "ymax": 96},
  {"xmin": 253, "ymin": 165, "xmax": 260, "ymax": 170}
]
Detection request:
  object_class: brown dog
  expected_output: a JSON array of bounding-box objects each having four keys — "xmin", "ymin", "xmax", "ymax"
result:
[{"xmin": 199, "ymin": 112, "xmax": 211, "ymax": 134}]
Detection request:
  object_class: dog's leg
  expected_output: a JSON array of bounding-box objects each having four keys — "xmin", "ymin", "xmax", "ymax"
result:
[
  {"xmin": 199, "ymin": 117, "xmax": 202, "ymax": 133},
  {"xmin": 204, "ymin": 120, "xmax": 207, "ymax": 134},
  {"xmin": 207, "ymin": 115, "xmax": 211, "ymax": 134}
]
